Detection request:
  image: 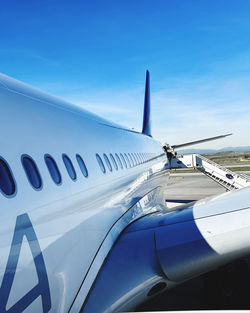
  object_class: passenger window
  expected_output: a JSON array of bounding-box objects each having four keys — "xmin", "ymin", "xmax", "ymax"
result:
[
  {"xmin": 138, "ymin": 153, "xmax": 141, "ymax": 163},
  {"xmin": 103, "ymin": 154, "xmax": 112, "ymax": 171},
  {"xmin": 110, "ymin": 154, "xmax": 118, "ymax": 170},
  {"xmin": 0, "ymin": 158, "xmax": 16, "ymax": 196},
  {"xmin": 76, "ymin": 154, "xmax": 88, "ymax": 177},
  {"xmin": 45, "ymin": 155, "xmax": 62, "ymax": 185},
  {"xmin": 128, "ymin": 153, "xmax": 134, "ymax": 167},
  {"xmin": 119, "ymin": 153, "xmax": 127, "ymax": 168},
  {"xmin": 124, "ymin": 153, "xmax": 131, "ymax": 167},
  {"xmin": 62, "ymin": 154, "xmax": 77, "ymax": 181},
  {"xmin": 96, "ymin": 154, "xmax": 106, "ymax": 173},
  {"xmin": 133, "ymin": 153, "xmax": 138, "ymax": 165},
  {"xmin": 22, "ymin": 155, "xmax": 42, "ymax": 189},
  {"xmin": 115, "ymin": 153, "xmax": 123, "ymax": 169},
  {"xmin": 137, "ymin": 153, "xmax": 142, "ymax": 164},
  {"xmin": 136, "ymin": 153, "xmax": 139, "ymax": 164},
  {"xmin": 131, "ymin": 153, "xmax": 136, "ymax": 166},
  {"xmin": 135, "ymin": 153, "xmax": 139, "ymax": 164}
]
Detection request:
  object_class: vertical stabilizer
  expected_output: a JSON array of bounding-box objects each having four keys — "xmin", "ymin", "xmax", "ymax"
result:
[{"xmin": 142, "ymin": 70, "xmax": 152, "ymax": 137}]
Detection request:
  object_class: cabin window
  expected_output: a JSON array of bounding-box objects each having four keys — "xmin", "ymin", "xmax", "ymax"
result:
[
  {"xmin": 124, "ymin": 153, "xmax": 131, "ymax": 167},
  {"xmin": 96, "ymin": 154, "xmax": 106, "ymax": 173},
  {"xmin": 45, "ymin": 155, "xmax": 62, "ymax": 185},
  {"xmin": 62, "ymin": 154, "xmax": 77, "ymax": 181},
  {"xmin": 128, "ymin": 153, "xmax": 134, "ymax": 167},
  {"xmin": 133, "ymin": 153, "xmax": 137, "ymax": 166},
  {"xmin": 138, "ymin": 153, "xmax": 141, "ymax": 163},
  {"xmin": 131, "ymin": 153, "xmax": 136, "ymax": 166},
  {"xmin": 132, "ymin": 153, "xmax": 138, "ymax": 166},
  {"xmin": 103, "ymin": 154, "xmax": 112, "ymax": 171},
  {"xmin": 110, "ymin": 154, "xmax": 118, "ymax": 170},
  {"xmin": 22, "ymin": 155, "xmax": 42, "ymax": 189},
  {"xmin": 136, "ymin": 153, "xmax": 140, "ymax": 164},
  {"xmin": 137, "ymin": 153, "xmax": 142, "ymax": 164},
  {"xmin": 141, "ymin": 153, "xmax": 144, "ymax": 162},
  {"xmin": 135, "ymin": 153, "xmax": 139, "ymax": 164},
  {"xmin": 115, "ymin": 153, "xmax": 123, "ymax": 169},
  {"xmin": 0, "ymin": 158, "xmax": 16, "ymax": 196},
  {"xmin": 76, "ymin": 154, "xmax": 88, "ymax": 177},
  {"xmin": 140, "ymin": 153, "xmax": 143, "ymax": 164},
  {"xmin": 120, "ymin": 153, "xmax": 127, "ymax": 168}
]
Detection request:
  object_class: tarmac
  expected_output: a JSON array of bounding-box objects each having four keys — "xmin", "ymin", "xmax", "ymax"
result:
[
  {"xmin": 136, "ymin": 171, "xmax": 250, "ymax": 312},
  {"xmin": 164, "ymin": 172, "xmax": 226, "ymax": 208}
]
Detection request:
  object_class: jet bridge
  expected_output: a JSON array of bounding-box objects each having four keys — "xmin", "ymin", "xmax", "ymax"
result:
[{"xmin": 169, "ymin": 154, "xmax": 250, "ymax": 191}]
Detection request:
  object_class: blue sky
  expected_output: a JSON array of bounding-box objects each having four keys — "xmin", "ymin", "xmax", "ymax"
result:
[{"xmin": 1, "ymin": 0, "xmax": 250, "ymax": 148}]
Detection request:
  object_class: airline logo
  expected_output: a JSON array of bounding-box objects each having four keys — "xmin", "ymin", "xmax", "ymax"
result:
[{"xmin": 0, "ymin": 214, "xmax": 51, "ymax": 313}]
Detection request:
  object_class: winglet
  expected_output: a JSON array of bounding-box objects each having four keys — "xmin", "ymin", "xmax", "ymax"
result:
[{"xmin": 142, "ymin": 70, "xmax": 152, "ymax": 137}]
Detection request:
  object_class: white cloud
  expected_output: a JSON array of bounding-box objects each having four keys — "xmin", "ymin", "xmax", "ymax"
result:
[
  {"xmin": 32, "ymin": 72, "xmax": 250, "ymax": 150},
  {"xmin": 151, "ymin": 75, "xmax": 250, "ymax": 148}
]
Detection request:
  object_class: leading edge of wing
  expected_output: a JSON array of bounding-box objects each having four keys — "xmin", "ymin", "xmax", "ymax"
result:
[{"xmin": 83, "ymin": 186, "xmax": 250, "ymax": 312}]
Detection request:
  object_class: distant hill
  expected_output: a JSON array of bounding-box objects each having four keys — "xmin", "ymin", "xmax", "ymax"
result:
[
  {"xmin": 220, "ymin": 146, "xmax": 250, "ymax": 152},
  {"xmin": 178, "ymin": 146, "xmax": 250, "ymax": 154}
]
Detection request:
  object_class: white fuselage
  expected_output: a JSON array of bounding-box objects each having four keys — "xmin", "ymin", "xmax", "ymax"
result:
[{"xmin": 0, "ymin": 74, "xmax": 168, "ymax": 312}]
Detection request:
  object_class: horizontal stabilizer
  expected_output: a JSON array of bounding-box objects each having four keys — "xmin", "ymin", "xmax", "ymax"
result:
[{"xmin": 171, "ymin": 133, "xmax": 232, "ymax": 149}]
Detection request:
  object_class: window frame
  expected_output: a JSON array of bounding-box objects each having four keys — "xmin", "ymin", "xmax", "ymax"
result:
[
  {"xmin": 62, "ymin": 154, "xmax": 77, "ymax": 181},
  {"xmin": 103, "ymin": 153, "xmax": 112, "ymax": 172},
  {"xmin": 115, "ymin": 153, "xmax": 123, "ymax": 169},
  {"xmin": 124, "ymin": 153, "xmax": 131, "ymax": 167},
  {"xmin": 96, "ymin": 154, "xmax": 106, "ymax": 174},
  {"xmin": 44, "ymin": 154, "xmax": 62, "ymax": 185},
  {"xmin": 120, "ymin": 153, "xmax": 127, "ymax": 168},
  {"xmin": 21, "ymin": 154, "xmax": 43, "ymax": 190},
  {"xmin": 109, "ymin": 154, "xmax": 118, "ymax": 171},
  {"xmin": 0, "ymin": 156, "xmax": 17, "ymax": 197},
  {"xmin": 76, "ymin": 154, "xmax": 88, "ymax": 178}
]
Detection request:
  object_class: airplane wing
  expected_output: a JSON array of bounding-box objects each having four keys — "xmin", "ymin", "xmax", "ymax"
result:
[
  {"xmin": 83, "ymin": 186, "xmax": 250, "ymax": 313},
  {"xmin": 170, "ymin": 133, "xmax": 232, "ymax": 150}
]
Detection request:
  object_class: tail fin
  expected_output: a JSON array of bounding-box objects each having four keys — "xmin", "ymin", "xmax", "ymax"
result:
[{"xmin": 142, "ymin": 70, "xmax": 152, "ymax": 137}]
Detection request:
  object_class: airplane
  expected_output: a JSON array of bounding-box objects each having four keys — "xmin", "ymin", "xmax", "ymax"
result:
[{"xmin": 0, "ymin": 70, "xmax": 250, "ymax": 313}]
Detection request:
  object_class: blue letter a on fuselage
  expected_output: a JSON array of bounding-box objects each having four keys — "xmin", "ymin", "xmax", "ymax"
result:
[{"xmin": 0, "ymin": 214, "xmax": 51, "ymax": 313}]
